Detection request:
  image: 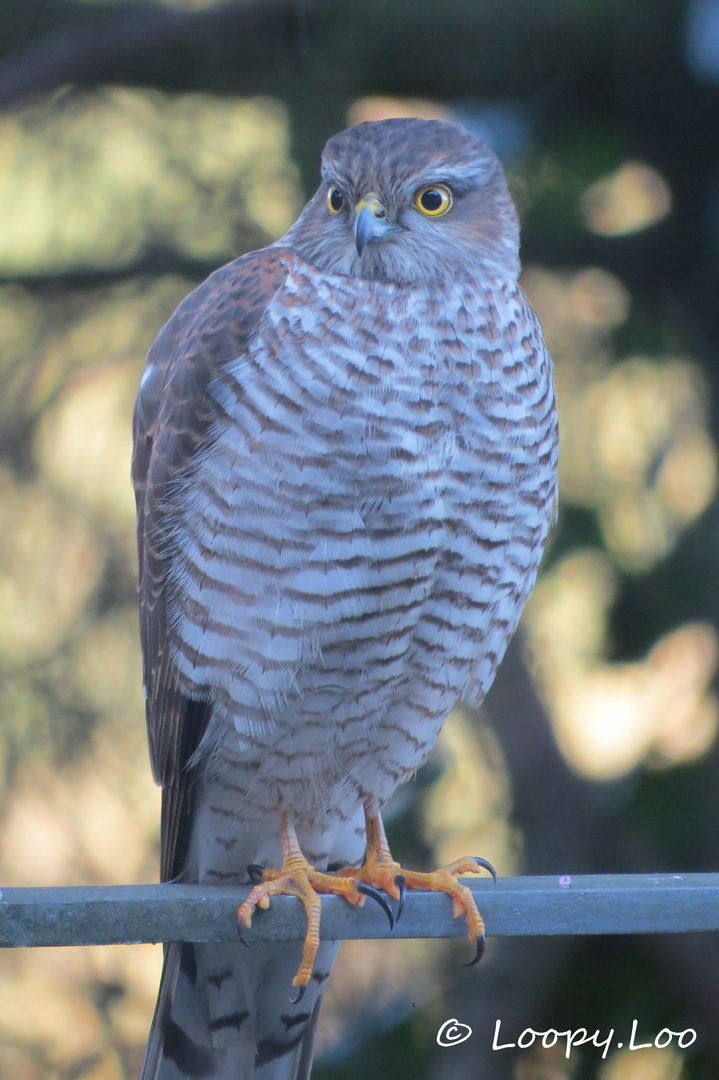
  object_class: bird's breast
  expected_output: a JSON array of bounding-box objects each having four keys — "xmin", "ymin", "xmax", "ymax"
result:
[{"xmin": 166, "ymin": 264, "xmax": 557, "ymax": 788}]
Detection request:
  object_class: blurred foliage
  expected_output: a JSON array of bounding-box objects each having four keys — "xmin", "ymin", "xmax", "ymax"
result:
[
  {"xmin": 0, "ymin": 90, "xmax": 298, "ymax": 272},
  {"xmin": 0, "ymin": 1, "xmax": 718, "ymax": 1079}
]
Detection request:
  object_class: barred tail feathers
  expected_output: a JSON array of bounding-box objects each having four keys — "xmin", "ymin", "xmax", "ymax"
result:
[{"xmin": 139, "ymin": 941, "xmax": 338, "ymax": 1080}]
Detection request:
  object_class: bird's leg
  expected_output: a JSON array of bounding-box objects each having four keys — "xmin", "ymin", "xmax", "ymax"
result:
[
  {"xmin": 332, "ymin": 801, "xmax": 496, "ymax": 964},
  {"xmin": 237, "ymin": 810, "xmax": 370, "ymax": 987}
]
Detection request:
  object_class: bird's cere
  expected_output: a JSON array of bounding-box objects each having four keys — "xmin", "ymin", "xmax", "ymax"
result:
[{"xmin": 354, "ymin": 192, "xmax": 392, "ymax": 254}]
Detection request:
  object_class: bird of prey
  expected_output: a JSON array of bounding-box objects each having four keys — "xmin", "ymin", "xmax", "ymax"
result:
[{"xmin": 132, "ymin": 116, "xmax": 558, "ymax": 1080}]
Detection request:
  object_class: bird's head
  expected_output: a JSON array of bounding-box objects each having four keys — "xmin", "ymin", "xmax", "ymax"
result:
[{"xmin": 285, "ymin": 117, "xmax": 520, "ymax": 286}]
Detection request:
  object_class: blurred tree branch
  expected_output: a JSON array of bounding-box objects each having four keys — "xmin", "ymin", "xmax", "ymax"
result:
[
  {"xmin": 0, "ymin": 249, "xmax": 244, "ymax": 293},
  {"xmin": 0, "ymin": 0, "xmax": 607, "ymax": 108},
  {"xmin": 0, "ymin": 0, "xmax": 613, "ymax": 189}
]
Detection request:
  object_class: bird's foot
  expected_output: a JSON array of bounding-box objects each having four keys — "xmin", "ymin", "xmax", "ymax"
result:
[
  {"xmin": 331, "ymin": 807, "xmax": 497, "ymax": 965},
  {"xmin": 237, "ymin": 821, "xmax": 369, "ymax": 987}
]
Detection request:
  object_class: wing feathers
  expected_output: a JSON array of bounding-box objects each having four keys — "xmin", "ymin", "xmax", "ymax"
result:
[{"xmin": 132, "ymin": 246, "xmax": 291, "ymax": 880}]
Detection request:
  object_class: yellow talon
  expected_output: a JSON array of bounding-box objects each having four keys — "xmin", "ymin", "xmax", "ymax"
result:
[
  {"xmin": 236, "ymin": 811, "xmax": 365, "ymax": 985},
  {"xmin": 328, "ymin": 802, "xmax": 496, "ymax": 954}
]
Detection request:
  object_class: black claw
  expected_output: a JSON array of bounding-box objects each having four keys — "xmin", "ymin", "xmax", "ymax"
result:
[
  {"xmin": 462, "ymin": 932, "xmax": 486, "ymax": 968},
  {"xmin": 472, "ymin": 857, "xmax": 498, "ymax": 884},
  {"xmin": 289, "ymin": 984, "xmax": 306, "ymax": 1004},
  {"xmin": 394, "ymin": 874, "xmax": 407, "ymax": 923},
  {"xmin": 246, "ymin": 863, "xmax": 265, "ymax": 884},
  {"xmin": 237, "ymin": 922, "xmax": 251, "ymax": 949},
  {"xmin": 357, "ymin": 881, "xmax": 395, "ymax": 930}
]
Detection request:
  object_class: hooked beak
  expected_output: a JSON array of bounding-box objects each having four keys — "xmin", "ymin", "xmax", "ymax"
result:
[{"xmin": 354, "ymin": 193, "xmax": 392, "ymax": 256}]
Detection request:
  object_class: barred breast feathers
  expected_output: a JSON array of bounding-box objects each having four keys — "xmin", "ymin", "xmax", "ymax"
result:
[{"xmin": 159, "ymin": 256, "xmax": 557, "ymax": 814}]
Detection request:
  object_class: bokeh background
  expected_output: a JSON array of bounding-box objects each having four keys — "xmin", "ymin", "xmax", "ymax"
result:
[{"xmin": 0, "ymin": 1, "xmax": 718, "ymax": 1078}]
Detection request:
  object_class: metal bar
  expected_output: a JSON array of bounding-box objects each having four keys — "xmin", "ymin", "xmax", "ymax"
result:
[{"xmin": 1, "ymin": 874, "xmax": 718, "ymax": 948}]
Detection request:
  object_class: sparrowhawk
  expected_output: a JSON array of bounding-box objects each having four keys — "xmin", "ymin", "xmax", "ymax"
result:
[{"xmin": 133, "ymin": 116, "xmax": 558, "ymax": 1080}]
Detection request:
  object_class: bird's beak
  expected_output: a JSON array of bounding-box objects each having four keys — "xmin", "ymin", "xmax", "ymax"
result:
[{"xmin": 354, "ymin": 193, "xmax": 391, "ymax": 256}]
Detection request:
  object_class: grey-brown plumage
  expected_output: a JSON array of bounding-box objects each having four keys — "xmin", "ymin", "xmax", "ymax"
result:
[{"xmin": 133, "ymin": 117, "xmax": 558, "ymax": 1080}]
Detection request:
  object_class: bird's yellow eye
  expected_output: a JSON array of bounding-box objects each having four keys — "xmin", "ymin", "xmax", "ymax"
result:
[
  {"xmin": 414, "ymin": 184, "xmax": 453, "ymax": 217},
  {"xmin": 327, "ymin": 187, "xmax": 345, "ymax": 214}
]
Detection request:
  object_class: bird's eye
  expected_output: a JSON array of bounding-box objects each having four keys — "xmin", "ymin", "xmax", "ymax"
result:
[
  {"xmin": 327, "ymin": 187, "xmax": 345, "ymax": 214},
  {"xmin": 414, "ymin": 184, "xmax": 453, "ymax": 217}
]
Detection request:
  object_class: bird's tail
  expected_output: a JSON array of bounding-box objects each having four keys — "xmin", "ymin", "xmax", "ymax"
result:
[{"xmin": 139, "ymin": 939, "xmax": 338, "ymax": 1080}]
